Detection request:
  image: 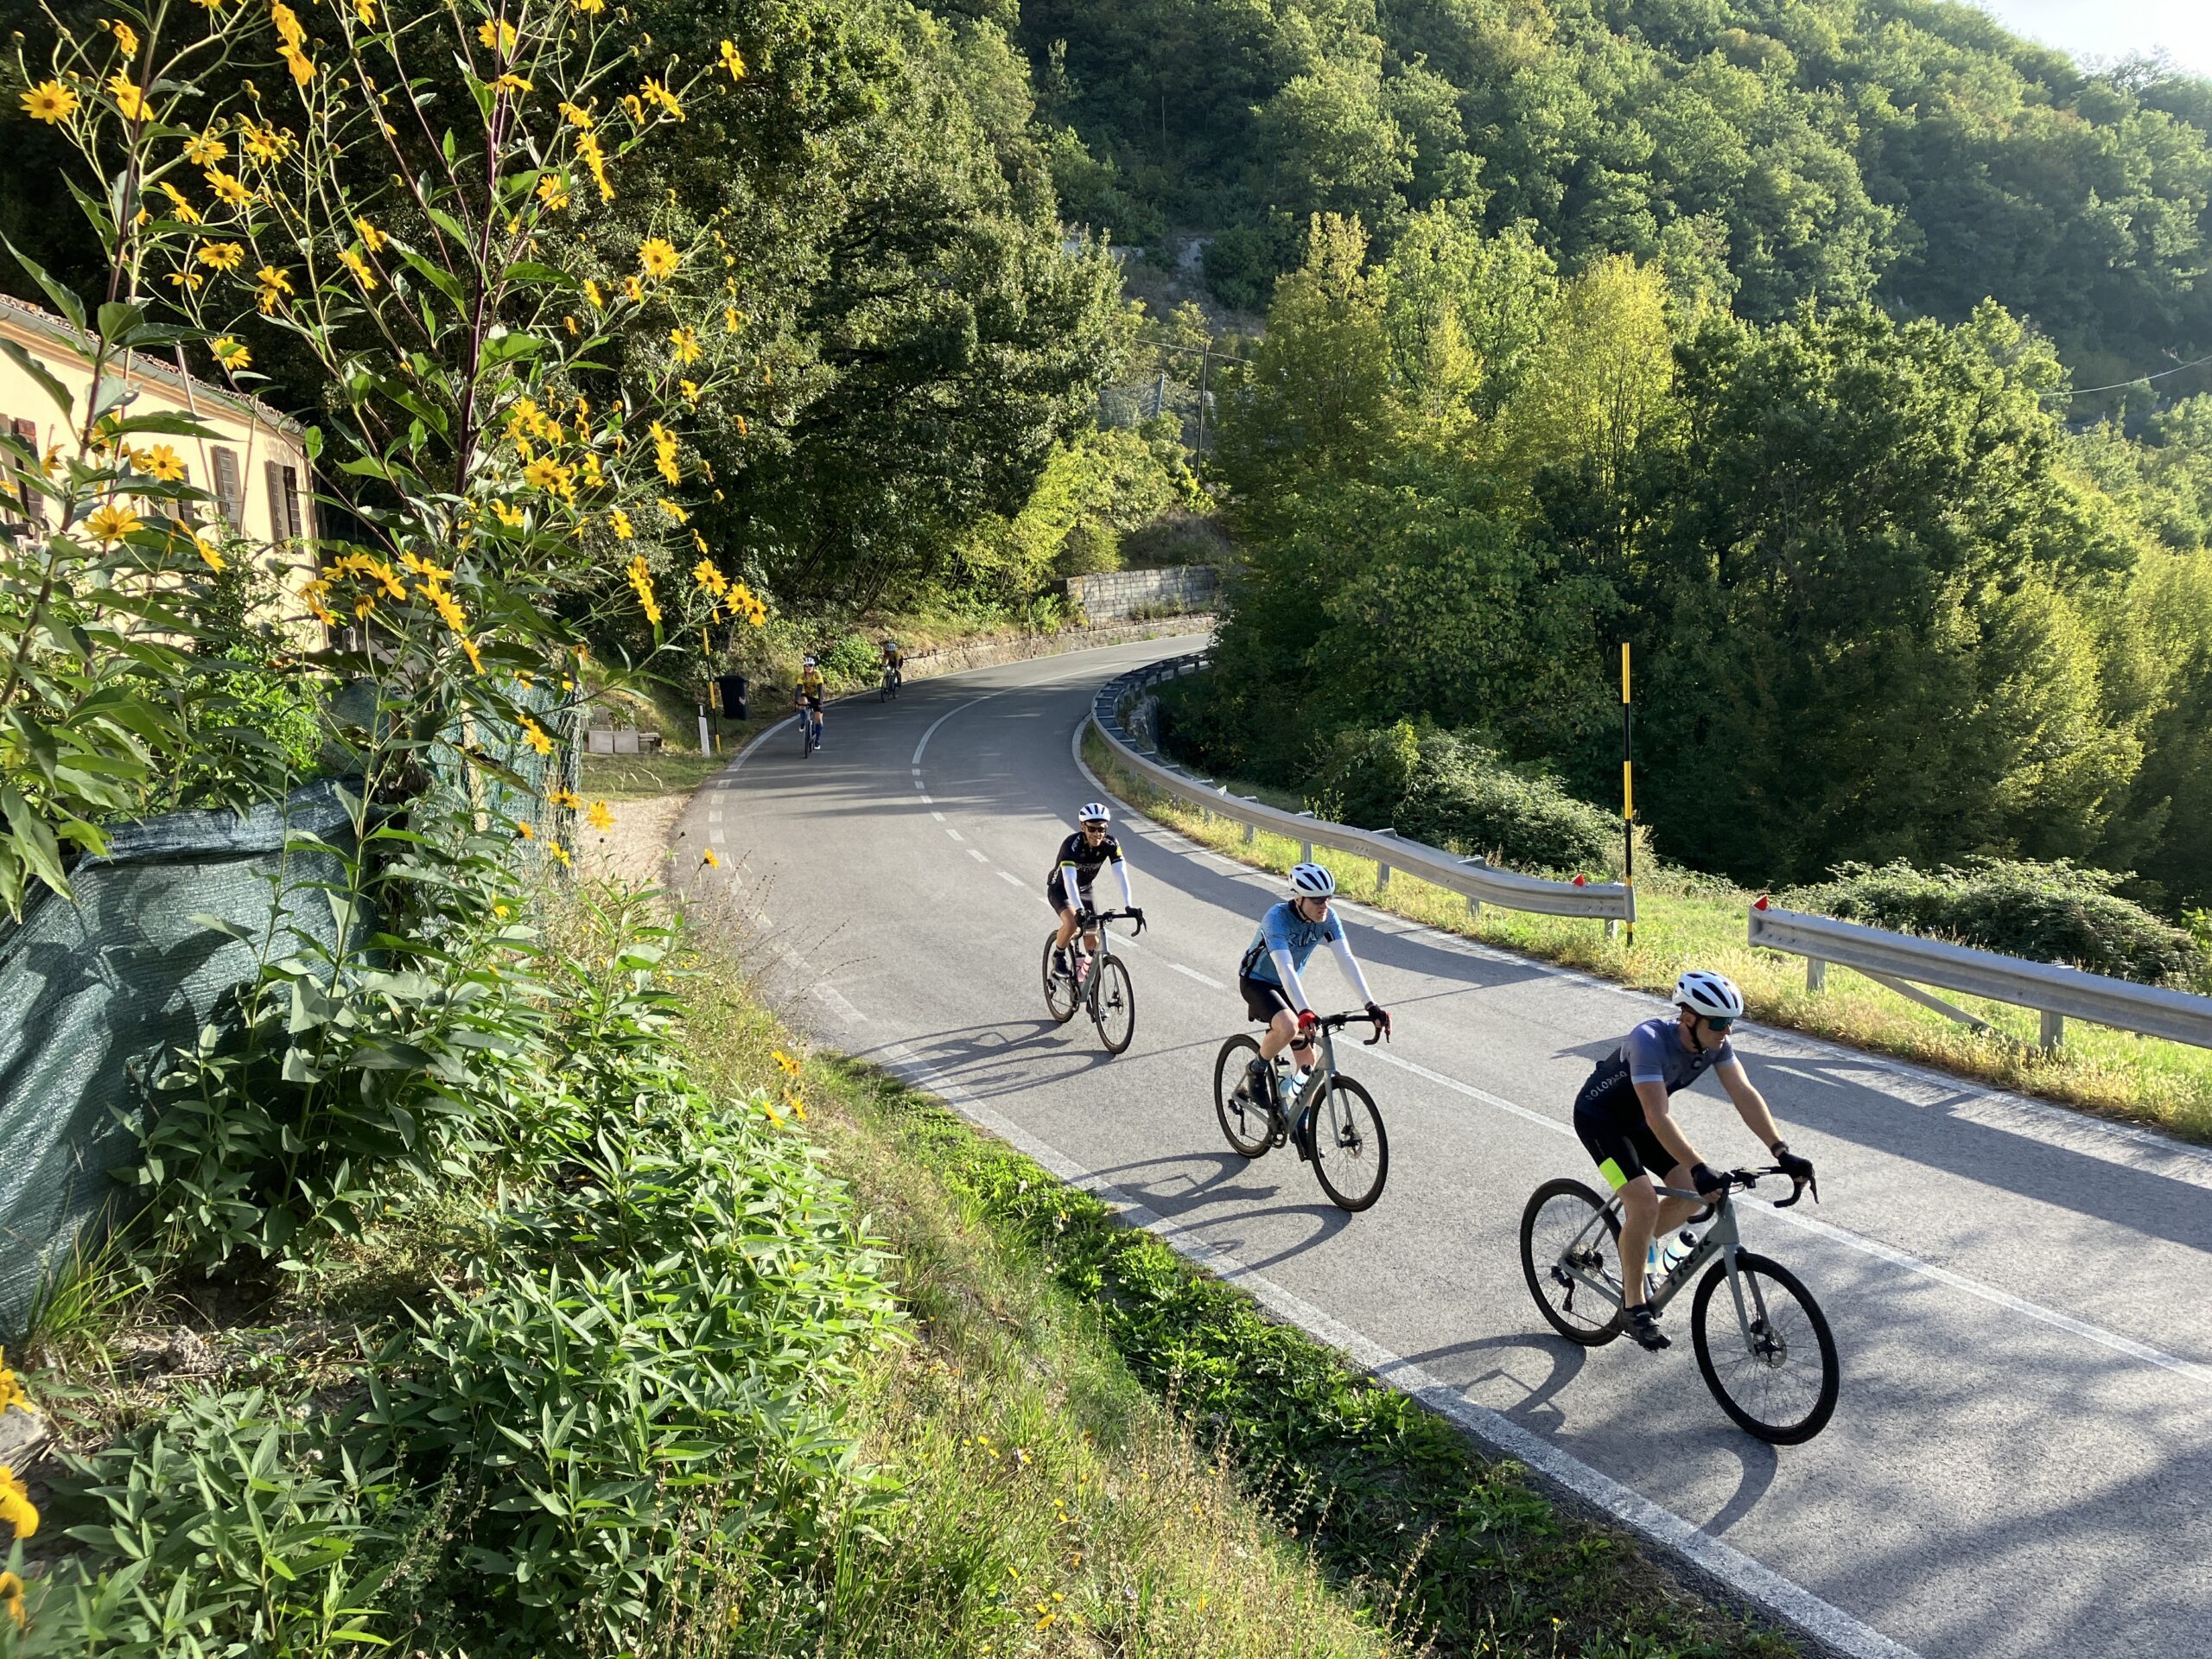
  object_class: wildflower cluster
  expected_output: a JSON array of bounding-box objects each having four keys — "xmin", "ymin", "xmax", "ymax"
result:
[
  {"xmin": 690, "ymin": 556, "xmax": 767, "ymax": 626},
  {"xmin": 767, "ymin": 1049, "xmax": 809, "ymax": 1124}
]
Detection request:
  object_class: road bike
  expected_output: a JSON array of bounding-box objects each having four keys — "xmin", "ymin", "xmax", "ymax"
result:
[
  {"xmin": 1041, "ymin": 908, "xmax": 1143, "ymax": 1054},
  {"xmin": 880, "ymin": 664, "xmax": 902, "ymax": 701},
  {"xmin": 1211, "ymin": 1011, "xmax": 1389, "ymax": 1211},
  {"xmin": 796, "ymin": 702, "xmax": 822, "ymax": 757},
  {"xmin": 1518, "ymin": 1166, "xmax": 1839, "ymax": 1443}
]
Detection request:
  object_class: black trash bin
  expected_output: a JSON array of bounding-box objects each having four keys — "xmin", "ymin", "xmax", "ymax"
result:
[{"xmin": 715, "ymin": 672, "xmax": 749, "ymax": 722}]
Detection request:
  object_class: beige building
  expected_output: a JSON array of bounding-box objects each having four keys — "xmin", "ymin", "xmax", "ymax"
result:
[{"xmin": 0, "ymin": 293, "xmax": 318, "ymax": 628}]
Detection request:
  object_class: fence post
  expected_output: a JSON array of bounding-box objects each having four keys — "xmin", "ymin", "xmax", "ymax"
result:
[
  {"xmin": 2041, "ymin": 1008, "xmax": 2064, "ymax": 1051},
  {"xmin": 1807, "ymin": 959, "xmax": 1827, "ymax": 993}
]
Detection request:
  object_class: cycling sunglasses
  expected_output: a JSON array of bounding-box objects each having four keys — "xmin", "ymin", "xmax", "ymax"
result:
[{"xmin": 1701, "ymin": 1016, "xmax": 1734, "ymax": 1034}]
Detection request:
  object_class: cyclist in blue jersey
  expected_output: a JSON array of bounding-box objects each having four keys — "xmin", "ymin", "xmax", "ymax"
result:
[
  {"xmin": 1236, "ymin": 863, "xmax": 1391, "ymax": 1143},
  {"xmin": 1573, "ymin": 969, "xmax": 1815, "ymax": 1351}
]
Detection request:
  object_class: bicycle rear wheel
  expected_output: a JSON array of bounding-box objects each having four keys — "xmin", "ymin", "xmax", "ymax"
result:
[
  {"xmin": 1090, "ymin": 957, "xmax": 1136, "ymax": 1054},
  {"xmin": 1309, "ymin": 1076, "xmax": 1388, "ymax": 1211},
  {"xmin": 1212, "ymin": 1034, "xmax": 1273, "ymax": 1157},
  {"xmin": 1041, "ymin": 932, "xmax": 1079, "ymax": 1024},
  {"xmin": 1691, "ymin": 1251, "xmax": 1839, "ymax": 1444},
  {"xmin": 1519, "ymin": 1179, "xmax": 1625, "ymax": 1345}
]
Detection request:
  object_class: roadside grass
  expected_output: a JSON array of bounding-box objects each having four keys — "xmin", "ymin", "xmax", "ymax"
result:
[
  {"xmin": 683, "ymin": 950, "xmax": 1798, "ymax": 1659},
  {"xmin": 1083, "ymin": 730, "xmax": 2212, "ymax": 1145}
]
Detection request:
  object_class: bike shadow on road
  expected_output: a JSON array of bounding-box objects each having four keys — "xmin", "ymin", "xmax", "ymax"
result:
[
  {"xmin": 1073, "ymin": 1149, "xmax": 1358, "ymax": 1272},
  {"xmin": 861, "ymin": 1018, "xmax": 1221, "ymax": 1105}
]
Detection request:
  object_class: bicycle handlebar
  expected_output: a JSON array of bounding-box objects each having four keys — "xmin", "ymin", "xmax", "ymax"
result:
[
  {"xmin": 1660, "ymin": 1163, "xmax": 1820, "ymax": 1220},
  {"xmin": 1315, "ymin": 1009, "xmax": 1389, "ymax": 1047},
  {"xmin": 1078, "ymin": 907, "xmax": 1146, "ymax": 935}
]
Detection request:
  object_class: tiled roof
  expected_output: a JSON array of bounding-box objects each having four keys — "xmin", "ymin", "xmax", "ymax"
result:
[{"xmin": 0, "ymin": 290, "xmax": 304, "ymax": 436}]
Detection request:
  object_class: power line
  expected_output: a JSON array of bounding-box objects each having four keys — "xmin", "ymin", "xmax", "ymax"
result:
[{"xmin": 2045, "ymin": 348, "xmax": 2212, "ymax": 399}]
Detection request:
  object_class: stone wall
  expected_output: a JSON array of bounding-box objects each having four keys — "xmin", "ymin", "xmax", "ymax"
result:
[{"xmin": 1065, "ymin": 565, "xmax": 1220, "ymax": 621}]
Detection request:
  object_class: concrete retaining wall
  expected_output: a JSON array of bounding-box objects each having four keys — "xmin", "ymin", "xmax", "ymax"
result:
[{"xmin": 1065, "ymin": 565, "xmax": 1220, "ymax": 621}]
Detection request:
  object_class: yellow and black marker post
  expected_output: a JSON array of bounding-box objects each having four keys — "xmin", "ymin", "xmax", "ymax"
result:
[{"xmin": 1620, "ymin": 641, "xmax": 1636, "ymax": 947}]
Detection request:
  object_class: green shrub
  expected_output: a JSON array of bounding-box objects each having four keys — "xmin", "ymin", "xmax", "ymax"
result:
[
  {"xmin": 1311, "ymin": 720, "xmax": 1423, "ymax": 829},
  {"xmin": 1392, "ymin": 731, "xmax": 1618, "ymax": 874},
  {"xmin": 1786, "ymin": 858, "xmax": 2209, "ymax": 985},
  {"xmin": 818, "ymin": 630, "xmax": 884, "ymax": 685}
]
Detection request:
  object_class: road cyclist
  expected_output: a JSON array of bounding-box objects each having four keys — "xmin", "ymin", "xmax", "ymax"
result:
[
  {"xmin": 793, "ymin": 655, "xmax": 827, "ymax": 754},
  {"xmin": 879, "ymin": 638, "xmax": 904, "ymax": 699},
  {"xmin": 1566, "ymin": 969, "xmax": 1817, "ymax": 1353},
  {"xmin": 1209, "ymin": 863, "xmax": 1393, "ymax": 1198},
  {"xmin": 1046, "ymin": 804, "xmax": 1143, "ymax": 988}
]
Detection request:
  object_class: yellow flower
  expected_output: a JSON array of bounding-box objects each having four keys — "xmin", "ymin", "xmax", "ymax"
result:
[
  {"xmin": 338, "ymin": 246, "xmax": 378, "ymax": 289},
  {"xmin": 651, "ymin": 420, "xmax": 680, "ymax": 484},
  {"xmin": 549, "ymin": 842, "xmax": 571, "ymax": 867},
  {"xmin": 641, "ymin": 77, "xmax": 683, "ymax": 121},
  {"xmin": 205, "ymin": 168, "xmax": 251, "ymax": 206},
  {"xmin": 517, "ymin": 820, "xmax": 535, "ymax": 841},
  {"xmin": 22, "ymin": 80, "xmax": 80, "ymax": 124},
  {"xmin": 476, "ymin": 17, "xmax": 518, "ymax": 52},
  {"xmin": 691, "ymin": 557, "xmax": 727, "ymax": 594},
  {"xmin": 191, "ymin": 529, "xmax": 227, "ymax": 571},
  {"xmin": 255, "ymin": 264, "xmax": 295, "ymax": 314},
  {"xmin": 238, "ymin": 119, "xmax": 291, "ymax": 164},
  {"xmin": 725, "ymin": 305, "xmax": 741, "ymax": 333},
  {"xmin": 535, "ymin": 173, "xmax": 570, "ymax": 211},
  {"xmin": 166, "ymin": 269, "xmax": 205, "ymax": 293},
  {"xmin": 637, "ymin": 237, "xmax": 679, "ymax": 280},
  {"xmin": 702, "ymin": 848, "xmax": 721, "ymax": 868},
  {"xmin": 354, "ymin": 216, "xmax": 386, "ymax": 252},
  {"xmin": 111, "ymin": 19, "xmax": 140, "ymax": 57},
  {"xmin": 519, "ymin": 716, "xmax": 553, "ymax": 756},
  {"xmin": 523, "ymin": 456, "xmax": 572, "ymax": 495},
  {"xmin": 280, "ymin": 43, "xmax": 316, "ymax": 86},
  {"xmin": 183, "ymin": 130, "xmax": 226, "ymax": 164},
  {"xmin": 212, "ymin": 335, "xmax": 251, "ymax": 369},
  {"xmin": 680, "ymin": 379, "xmax": 702, "ymax": 404},
  {"xmin": 668, "ymin": 326, "xmax": 702, "ymax": 365},
  {"xmin": 587, "ymin": 800, "xmax": 614, "ymax": 832},
  {"xmin": 139, "ymin": 443, "xmax": 187, "ymax": 482},
  {"xmin": 0, "ymin": 1568, "xmax": 22, "ymax": 1630},
  {"xmin": 625, "ymin": 554, "xmax": 661, "ymax": 623},
  {"xmin": 624, "ymin": 275, "xmax": 644, "ymax": 303},
  {"xmin": 577, "ymin": 130, "xmax": 613, "ymax": 201},
  {"xmin": 491, "ymin": 499, "xmax": 527, "ymax": 527},
  {"xmin": 774, "ymin": 1048, "xmax": 802, "ymax": 1076},
  {"xmin": 658, "ymin": 497, "xmax": 688, "ymax": 524},
  {"xmin": 491, "ymin": 73, "xmax": 531, "ymax": 95},
  {"xmin": 159, "ymin": 183, "xmax": 201, "ymax": 224},
  {"xmin": 575, "ymin": 0, "xmax": 604, "ymax": 12},
  {"xmin": 108, "ymin": 73, "xmax": 153, "ymax": 123},
  {"xmin": 582, "ymin": 277, "xmax": 604, "ymax": 309},
  {"xmin": 461, "ymin": 637, "xmax": 484, "ymax": 673},
  {"xmin": 86, "ymin": 502, "xmax": 143, "ymax": 544},
  {"xmin": 559, "ymin": 100, "xmax": 594, "ymax": 130},
  {"xmin": 197, "ymin": 242, "xmax": 245, "ymax": 271},
  {"xmin": 609, "ymin": 508, "xmax": 633, "ymax": 539},
  {"xmin": 354, "ymin": 0, "xmax": 378, "ymax": 21},
  {"xmin": 271, "ymin": 1, "xmax": 308, "ymax": 49},
  {"xmin": 720, "ymin": 40, "xmax": 747, "ymax": 81}
]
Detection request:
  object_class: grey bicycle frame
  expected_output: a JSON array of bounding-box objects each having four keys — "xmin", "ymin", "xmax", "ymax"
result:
[{"xmin": 1553, "ymin": 1182, "xmax": 1776, "ymax": 1348}]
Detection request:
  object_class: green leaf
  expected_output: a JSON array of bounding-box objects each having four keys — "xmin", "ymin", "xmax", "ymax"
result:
[
  {"xmin": 302, "ymin": 423, "xmax": 324, "ymax": 462},
  {"xmin": 0, "ymin": 785, "xmax": 71, "ymax": 899},
  {"xmin": 95, "ymin": 300, "xmax": 145, "ymax": 341},
  {"xmin": 3, "ymin": 236, "xmax": 87, "ymax": 329},
  {"xmin": 0, "ymin": 339, "xmax": 77, "ymax": 417}
]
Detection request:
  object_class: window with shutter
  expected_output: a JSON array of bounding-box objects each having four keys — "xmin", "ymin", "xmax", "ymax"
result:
[
  {"xmin": 282, "ymin": 464, "xmax": 307, "ymax": 539},
  {"xmin": 264, "ymin": 459, "xmax": 305, "ymax": 542},
  {"xmin": 211, "ymin": 446, "xmax": 244, "ymax": 528}
]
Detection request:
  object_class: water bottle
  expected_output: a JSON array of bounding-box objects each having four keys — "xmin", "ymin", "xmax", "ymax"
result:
[{"xmin": 1661, "ymin": 1229, "xmax": 1699, "ymax": 1279}]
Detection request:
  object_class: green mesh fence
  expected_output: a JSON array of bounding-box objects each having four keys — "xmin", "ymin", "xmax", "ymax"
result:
[{"xmin": 0, "ymin": 781, "xmax": 358, "ymax": 1340}]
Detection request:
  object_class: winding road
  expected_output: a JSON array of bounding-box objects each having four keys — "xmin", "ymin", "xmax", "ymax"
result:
[{"xmin": 673, "ymin": 636, "xmax": 2212, "ymax": 1659}]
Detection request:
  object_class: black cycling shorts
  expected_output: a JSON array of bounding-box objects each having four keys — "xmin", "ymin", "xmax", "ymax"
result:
[
  {"xmin": 800, "ymin": 692, "xmax": 824, "ymax": 711},
  {"xmin": 1573, "ymin": 1100, "xmax": 1681, "ymax": 1192},
  {"xmin": 1238, "ymin": 973, "xmax": 1294, "ymax": 1027},
  {"xmin": 1046, "ymin": 874, "xmax": 1095, "ymax": 915}
]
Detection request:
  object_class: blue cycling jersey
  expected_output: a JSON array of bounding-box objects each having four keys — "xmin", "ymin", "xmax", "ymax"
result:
[
  {"xmin": 1239, "ymin": 900, "xmax": 1344, "ymax": 987},
  {"xmin": 1577, "ymin": 1017, "xmax": 1736, "ymax": 1122}
]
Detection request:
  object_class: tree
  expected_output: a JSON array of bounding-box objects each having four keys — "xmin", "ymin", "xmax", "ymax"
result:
[{"xmin": 1255, "ymin": 63, "xmax": 1415, "ymax": 235}]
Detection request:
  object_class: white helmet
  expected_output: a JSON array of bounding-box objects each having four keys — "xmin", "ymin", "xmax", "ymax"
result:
[
  {"xmin": 802, "ymin": 656, "xmax": 817, "ymax": 667},
  {"xmin": 1675, "ymin": 969, "xmax": 1745, "ymax": 1021},
  {"xmin": 1288, "ymin": 861, "xmax": 1336, "ymax": 898},
  {"xmin": 1077, "ymin": 802, "xmax": 1111, "ymax": 824}
]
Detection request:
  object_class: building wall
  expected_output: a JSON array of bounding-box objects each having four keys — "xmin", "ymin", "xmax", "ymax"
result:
[{"xmin": 0, "ymin": 296, "xmax": 318, "ymax": 627}]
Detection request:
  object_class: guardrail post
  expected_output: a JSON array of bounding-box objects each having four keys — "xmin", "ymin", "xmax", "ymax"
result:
[
  {"xmin": 1302, "ymin": 841, "xmax": 1313, "ymax": 863},
  {"xmin": 1468, "ymin": 897, "xmax": 1483, "ymax": 920},
  {"xmin": 1807, "ymin": 959, "xmax": 1827, "ymax": 993},
  {"xmin": 1376, "ymin": 862, "xmax": 1390, "ymax": 890},
  {"xmin": 1605, "ymin": 919, "xmax": 1618, "ymax": 941},
  {"xmin": 2041, "ymin": 1009, "xmax": 2064, "ymax": 1051},
  {"xmin": 1243, "ymin": 822, "xmax": 1255, "ymax": 846}
]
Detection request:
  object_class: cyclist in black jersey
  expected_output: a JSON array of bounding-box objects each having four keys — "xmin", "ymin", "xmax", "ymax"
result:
[
  {"xmin": 1047, "ymin": 803, "xmax": 1142, "ymax": 978},
  {"xmin": 1573, "ymin": 969, "xmax": 1815, "ymax": 1351}
]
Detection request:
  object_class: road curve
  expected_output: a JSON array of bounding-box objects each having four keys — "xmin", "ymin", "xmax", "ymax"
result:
[{"xmin": 673, "ymin": 638, "xmax": 2212, "ymax": 1659}]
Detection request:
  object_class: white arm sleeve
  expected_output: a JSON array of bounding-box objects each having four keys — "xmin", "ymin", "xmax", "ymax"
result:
[
  {"xmin": 1330, "ymin": 934, "xmax": 1376, "ymax": 1005},
  {"xmin": 1058, "ymin": 862, "xmax": 1084, "ymax": 912},
  {"xmin": 1113, "ymin": 856, "xmax": 1134, "ymax": 910},
  {"xmin": 1270, "ymin": 947, "xmax": 1313, "ymax": 1012}
]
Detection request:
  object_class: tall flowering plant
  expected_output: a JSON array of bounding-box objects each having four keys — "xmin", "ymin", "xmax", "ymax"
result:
[{"xmin": 5, "ymin": 0, "xmax": 772, "ymax": 1270}]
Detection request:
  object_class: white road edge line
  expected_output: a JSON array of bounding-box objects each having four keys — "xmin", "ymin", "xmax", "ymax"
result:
[
  {"xmin": 947, "ymin": 828, "xmax": 965, "ymax": 842},
  {"xmin": 913, "ymin": 692, "xmax": 999, "ymax": 767},
  {"xmin": 998, "ymin": 870, "xmax": 1025, "ymax": 887},
  {"xmin": 872, "ymin": 1035, "xmax": 1920, "ymax": 1659},
  {"xmin": 1071, "ymin": 702, "xmax": 2211, "ymax": 1387},
  {"xmin": 968, "ymin": 849, "xmax": 988, "ymax": 863},
  {"xmin": 1168, "ymin": 962, "xmax": 1225, "ymax": 990}
]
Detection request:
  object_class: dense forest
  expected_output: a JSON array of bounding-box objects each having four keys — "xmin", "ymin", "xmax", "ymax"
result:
[{"xmin": 1018, "ymin": 0, "xmax": 2212, "ymax": 406}]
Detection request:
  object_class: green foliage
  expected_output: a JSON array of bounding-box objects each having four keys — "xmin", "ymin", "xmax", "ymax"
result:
[
  {"xmin": 1391, "ymin": 730, "xmax": 1621, "ymax": 875},
  {"xmin": 1786, "ymin": 859, "xmax": 2209, "ymax": 988}
]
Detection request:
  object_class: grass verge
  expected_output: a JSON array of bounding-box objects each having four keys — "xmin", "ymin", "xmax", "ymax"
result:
[
  {"xmin": 684, "ymin": 950, "xmax": 1797, "ymax": 1658},
  {"xmin": 1083, "ymin": 728, "xmax": 2212, "ymax": 1145}
]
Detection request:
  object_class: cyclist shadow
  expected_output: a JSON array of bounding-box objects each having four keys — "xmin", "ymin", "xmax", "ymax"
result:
[{"xmin": 1090, "ymin": 1149, "xmax": 1283, "ymax": 1212}]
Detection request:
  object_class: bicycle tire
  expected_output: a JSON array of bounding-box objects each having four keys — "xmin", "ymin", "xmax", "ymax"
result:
[
  {"xmin": 1090, "ymin": 957, "xmax": 1136, "ymax": 1054},
  {"xmin": 1212, "ymin": 1033, "xmax": 1273, "ymax": 1158},
  {"xmin": 1519, "ymin": 1179, "xmax": 1625, "ymax": 1345},
  {"xmin": 880, "ymin": 678, "xmax": 890, "ymax": 702},
  {"xmin": 1309, "ymin": 1075, "xmax": 1388, "ymax": 1211},
  {"xmin": 1690, "ymin": 1251, "xmax": 1840, "ymax": 1444},
  {"xmin": 1041, "ymin": 933, "xmax": 1079, "ymax": 1025}
]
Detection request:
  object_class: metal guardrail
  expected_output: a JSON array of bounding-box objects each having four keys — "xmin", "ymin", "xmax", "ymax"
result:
[
  {"xmin": 1091, "ymin": 656, "xmax": 1634, "ymax": 925},
  {"xmin": 1747, "ymin": 904, "xmax": 2212, "ymax": 1052}
]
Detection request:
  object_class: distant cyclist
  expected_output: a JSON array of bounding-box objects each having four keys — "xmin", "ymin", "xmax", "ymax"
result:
[
  {"xmin": 1573, "ymin": 969, "xmax": 1815, "ymax": 1352},
  {"xmin": 1236, "ymin": 862, "xmax": 1391, "ymax": 1154},
  {"xmin": 1048, "ymin": 803, "xmax": 1142, "ymax": 979},
  {"xmin": 880, "ymin": 637, "xmax": 904, "ymax": 694},
  {"xmin": 794, "ymin": 655, "xmax": 826, "ymax": 745}
]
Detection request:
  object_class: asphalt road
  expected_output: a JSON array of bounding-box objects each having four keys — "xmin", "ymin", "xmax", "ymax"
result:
[{"xmin": 674, "ymin": 638, "xmax": 2212, "ymax": 1659}]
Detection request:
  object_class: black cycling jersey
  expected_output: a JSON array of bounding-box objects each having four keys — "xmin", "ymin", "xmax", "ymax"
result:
[{"xmin": 1049, "ymin": 830, "xmax": 1124, "ymax": 885}]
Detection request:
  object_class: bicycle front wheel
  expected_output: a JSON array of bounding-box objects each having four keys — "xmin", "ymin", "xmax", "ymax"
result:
[
  {"xmin": 1041, "ymin": 932, "xmax": 1079, "ymax": 1025},
  {"xmin": 1090, "ymin": 957, "xmax": 1136, "ymax": 1054},
  {"xmin": 1309, "ymin": 1075, "xmax": 1388, "ymax": 1211},
  {"xmin": 1691, "ymin": 1251, "xmax": 1840, "ymax": 1445},
  {"xmin": 1212, "ymin": 1034, "xmax": 1272, "ymax": 1157},
  {"xmin": 1519, "ymin": 1179, "xmax": 1624, "ymax": 1345}
]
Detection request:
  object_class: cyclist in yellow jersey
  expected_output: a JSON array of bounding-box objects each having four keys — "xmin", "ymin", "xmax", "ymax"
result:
[
  {"xmin": 794, "ymin": 656, "xmax": 827, "ymax": 747},
  {"xmin": 880, "ymin": 638, "xmax": 904, "ymax": 697}
]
